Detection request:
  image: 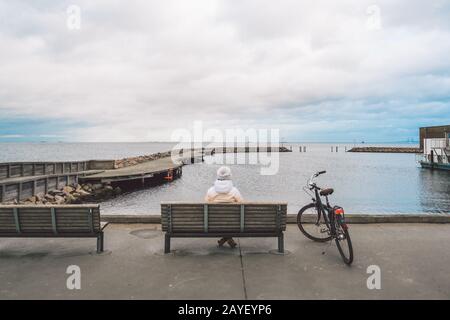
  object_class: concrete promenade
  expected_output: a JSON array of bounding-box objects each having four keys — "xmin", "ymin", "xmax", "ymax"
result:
[{"xmin": 1, "ymin": 224, "xmax": 450, "ymax": 299}]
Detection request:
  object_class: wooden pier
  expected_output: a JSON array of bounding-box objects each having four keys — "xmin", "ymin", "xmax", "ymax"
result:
[
  {"xmin": 0, "ymin": 160, "xmax": 113, "ymax": 203},
  {"xmin": 348, "ymin": 147, "xmax": 421, "ymax": 153},
  {"xmin": 79, "ymin": 157, "xmax": 183, "ymax": 185}
]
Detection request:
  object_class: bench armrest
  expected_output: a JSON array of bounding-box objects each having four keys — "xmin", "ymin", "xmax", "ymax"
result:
[{"xmin": 101, "ymin": 222, "xmax": 110, "ymax": 231}]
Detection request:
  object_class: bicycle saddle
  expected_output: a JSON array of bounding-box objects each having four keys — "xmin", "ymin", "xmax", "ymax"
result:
[{"xmin": 320, "ymin": 188, "xmax": 334, "ymax": 196}]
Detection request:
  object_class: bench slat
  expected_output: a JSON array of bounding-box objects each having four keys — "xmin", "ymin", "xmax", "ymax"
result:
[
  {"xmin": 161, "ymin": 202, "xmax": 287, "ymax": 233},
  {"xmin": 0, "ymin": 205, "xmax": 102, "ymax": 235}
]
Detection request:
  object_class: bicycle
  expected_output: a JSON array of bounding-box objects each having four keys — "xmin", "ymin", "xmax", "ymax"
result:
[{"xmin": 297, "ymin": 171, "xmax": 354, "ymax": 265}]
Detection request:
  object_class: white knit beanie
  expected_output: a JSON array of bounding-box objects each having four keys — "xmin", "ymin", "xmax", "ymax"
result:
[{"xmin": 216, "ymin": 166, "xmax": 232, "ymax": 180}]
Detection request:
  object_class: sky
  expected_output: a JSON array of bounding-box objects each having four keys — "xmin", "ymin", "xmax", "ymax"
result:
[{"xmin": 0, "ymin": 0, "xmax": 449, "ymax": 143}]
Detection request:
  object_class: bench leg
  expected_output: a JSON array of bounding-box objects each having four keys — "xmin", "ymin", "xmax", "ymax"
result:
[
  {"xmin": 164, "ymin": 233, "xmax": 171, "ymax": 254},
  {"xmin": 278, "ymin": 233, "xmax": 284, "ymax": 253},
  {"xmin": 97, "ymin": 232, "xmax": 104, "ymax": 253}
]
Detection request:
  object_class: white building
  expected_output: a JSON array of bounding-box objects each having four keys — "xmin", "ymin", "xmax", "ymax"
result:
[{"xmin": 419, "ymin": 126, "xmax": 450, "ymax": 170}]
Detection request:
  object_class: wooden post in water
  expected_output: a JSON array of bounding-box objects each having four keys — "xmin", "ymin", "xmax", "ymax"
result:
[
  {"xmin": 303, "ymin": 146, "xmax": 306, "ymax": 152},
  {"xmin": 336, "ymin": 146, "xmax": 338, "ymax": 152}
]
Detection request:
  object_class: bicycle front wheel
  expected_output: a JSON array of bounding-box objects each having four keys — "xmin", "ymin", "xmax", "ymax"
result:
[
  {"xmin": 297, "ymin": 203, "xmax": 332, "ymax": 242},
  {"xmin": 335, "ymin": 222, "xmax": 353, "ymax": 265}
]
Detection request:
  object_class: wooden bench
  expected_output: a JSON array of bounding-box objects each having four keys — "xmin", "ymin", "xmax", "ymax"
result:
[
  {"xmin": 0, "ymin": 204, "xmax": 108, "ymax": 253},
  {"xmin": 161, "ymin": 202, "xmax": 287, "ymax": 253}
]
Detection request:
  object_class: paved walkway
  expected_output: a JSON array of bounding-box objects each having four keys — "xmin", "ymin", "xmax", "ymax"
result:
[{"xmin": 1, "ymin": 224, "xmax": 449, "ymax": 299}]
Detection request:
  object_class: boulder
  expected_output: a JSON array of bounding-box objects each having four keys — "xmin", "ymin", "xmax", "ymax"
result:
[
  {"xmin": 63, "ymin": 186, "xmax": 74, "ymax": 194},
  {"xmin": 65, "ymin": 194, "xmax": 76, "ymax": 204},
  {"xmin": 54, "ymin": 195, "xmax": 65, "ymax": 204},
  {"xmin": 45, "ymin": 194, "xmax": 55, "ymax": 201},
  {"xmin": 49, "ymin": 189, "xmax": 65, "ymax": 196},
  {"xmin": 77, "ymin": 189, "xmax": 90, "ymax": 196},
  {"xmin": 92, "ymin": 184, "xmax": 103, "ymax": 190}
]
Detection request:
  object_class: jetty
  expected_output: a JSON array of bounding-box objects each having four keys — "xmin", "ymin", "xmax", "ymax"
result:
[
  {"xmin": 0, "ymin": 155, "xmax": 188, "ymax": 203},
  {"xmin": 348, "ymin": 147, "xmax": 421, "ymax": 153},
  {"xmin": 79, "ymin": 156, "xmax": 183, "ymax": 185},
  {"xmin": 0, "ymin": 160, "xmax": 110, "ymax": 203}
]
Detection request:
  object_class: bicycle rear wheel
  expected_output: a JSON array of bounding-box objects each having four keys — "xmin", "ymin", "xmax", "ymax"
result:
[
  {"xmin": 297, "ymin": 203, "xmax": 332, "ymax": 242},
  {"xmin": 335, "ymin": 222, "xmax": 353, "ymax": 265}
]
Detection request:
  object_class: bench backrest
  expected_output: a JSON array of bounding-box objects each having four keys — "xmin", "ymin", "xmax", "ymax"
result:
[
  {"xmin": 161, "ymin": 202, "xmax": 287, "ymax": 234},
  {"xmin": 0, "ymin": 205, "xmax": 101, "ymax": 235}
]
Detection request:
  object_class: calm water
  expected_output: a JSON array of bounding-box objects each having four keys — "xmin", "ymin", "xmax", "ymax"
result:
[
  {"xmin": 0, "ymin": 142, "xmax": 175, "ymax": 162},
  {"xmin": 1, "ymin": 142, "xmax": 449, "ymax": 215}
]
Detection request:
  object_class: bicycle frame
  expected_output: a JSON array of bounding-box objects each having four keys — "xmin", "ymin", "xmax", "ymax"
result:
[{"xmin": 311, "ymin": 187, "xmax": 337, "ymax": 237}]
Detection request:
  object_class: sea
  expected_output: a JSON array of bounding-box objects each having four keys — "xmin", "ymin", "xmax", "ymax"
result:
[{"xmin": 1, "ymin": 142, "xmax": 449, "ymax": 215}]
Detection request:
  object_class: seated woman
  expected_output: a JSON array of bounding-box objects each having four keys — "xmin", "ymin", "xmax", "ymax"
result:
[{"xmin": 205, "ymin": 166, "xmax": 243, "ymax": 248}]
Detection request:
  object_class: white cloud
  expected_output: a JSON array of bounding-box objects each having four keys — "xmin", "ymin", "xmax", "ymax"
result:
[{"xmin": 0, "ymin": 0, "xmax": 449, "ymax": 141}]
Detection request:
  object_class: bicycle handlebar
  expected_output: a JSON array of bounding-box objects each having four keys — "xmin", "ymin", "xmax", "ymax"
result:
[{"xmin": 307, "ymin": 170, "xmax": 326, "ymax": 188}]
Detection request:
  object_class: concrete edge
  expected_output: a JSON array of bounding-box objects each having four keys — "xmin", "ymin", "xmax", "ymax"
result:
[{"xmin": 101, "ymin": 213, "xmax": 450, "ymax": 224}]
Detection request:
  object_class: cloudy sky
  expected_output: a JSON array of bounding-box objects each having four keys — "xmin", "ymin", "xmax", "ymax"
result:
[{"xmin": 0, "ymin": 0, "xmax": 449, "ymax": 142}]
